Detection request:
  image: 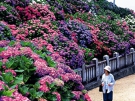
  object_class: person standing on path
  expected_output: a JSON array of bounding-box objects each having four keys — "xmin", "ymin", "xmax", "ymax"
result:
[{"xmin": 101, "ymin": 66, "xmax": 115, "ymax": 101}]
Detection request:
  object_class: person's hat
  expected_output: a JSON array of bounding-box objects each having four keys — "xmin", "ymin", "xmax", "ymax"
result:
[{"xmin": 104, "ymin": 66, "xmax": 111, "ymax": 72}]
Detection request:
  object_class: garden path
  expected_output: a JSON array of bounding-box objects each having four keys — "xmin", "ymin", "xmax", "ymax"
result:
[{"xmin": 88, "ymin": 73, "xmax": 135, "ymax": 101}]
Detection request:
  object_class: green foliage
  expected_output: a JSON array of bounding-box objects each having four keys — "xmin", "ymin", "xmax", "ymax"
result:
[
  {"xmin": 5, "ymin": 55, "xmax": 36, "ymax": 83},
  {"xmin": 0, "ymin": 2, "xmax": 20, "ymax": 25},
  {"xmin": 83, "ymin": 48, "xmax": 95, "ymax": 64},
  {"xmin": 0, "ymin": 55, "xmax": 44, "ymax": 100},
  {"xmin": 42, "ymin": 92, "xmax": 57, "ymax": 101},
  {"xmin": 95, "ymin": 0, "xmax": 133, "ymax": 18},
  {"xmin": 124, "ymin": 14, "xmax": 135, "ymax": 32},
  {"xmin": 0, "ymin": 47, "xmax": 5, "ymax": 52},
  {"xmin": 51, "ymin": 21, "xmax": 58, "ymax": 30},
  {"xmin": 18, "ymin": 85, "xmax": 29, "ymax": 95},
  {"xmin": 20, "ymin": 41, "xmax": 56, "ymax": 67},
  {"xmin": 0, "ymin": 61, "xmax": 2, "ymax": 68},
  {"xmin": 0, "ymin": 72, "xmax": 23, "ymax": 97},
  {"xmin": 45, "ymin": 56, "xmax": 56, "ymax": 67},
  {"xmin": 0, "ymin": 87, "xmax": 15, "ymax": 97},
  {"xmin": 0, "ymin": 23, "xmax": 13, "ymax": 40},
  {"xmin": 30, "ymin": 0, "xmax": 47, "ymax": 4},
  {"xmin": 58, "ymin": 81, "xmax": 74, "ymax": 101},
  {"xmin": 18, "ymin": 82, "xmax": 43, "ymax": 100},
  {"xmin": 8, "ymin": 41, "xmax": 15, "ymax": 46}
]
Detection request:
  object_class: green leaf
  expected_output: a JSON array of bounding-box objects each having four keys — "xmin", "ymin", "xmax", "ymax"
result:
[
  {"xmin": 9, "ymin": 84, "xmax": 16, "ymax": 89},
  {"xmin": 13, "ymin": 75, "xmax": 23, "ymax": 85},
  {"xmin": 36, "ymin": 91, "xmax": 43, "ymax": 98},
  {"xmin": 52, "ymin": 96, "xmax": 57, "ymax": 101},
  {"xmin": 29, "ymin": 88, "xmax": 37, "ymax": 98},
  {"xmin": 23, "ymin": 76, "xmax": 30, "ymax": 83},
  {"xmin": 61, "ymin": 98, "xmax": 70, "ymax": 101},
  {"xmin": 78, "ymin": 98, "xmax": 84, "ymax": 101},
  {"xmin": 47, "ymin": 82, "xmax": 55, "ymax": 89},
  {"xmin": 0, "ymin": 47, "xmax": 5, "ymax": 52},
  {"xmin": 14, "ymin": 70, "xmax": 24, "ymax": 73},
  {"xmin": 2, "ymin": 72, "xmax": 13, "ymax": 83},
  {"xmin": 0, "ymin": 61, "xmax": 2, "ymax": 68},
  {"xmin": 29, "ymin": 68, "xmax": 36, "ymax": 72},
  {"xmin": 0, "ymin": 76, "xmax": 4, "ymax": 81},
  {"xmin": 8, "ymin": 41, "xmax": 15, "ymax": 46},
  {"xmin": 20, "ymin": 41, "xmax": 32, "ymax": 47},
  {"xmin": 40, "ymin": 53, "xmax": 47, "ymax": 59},
  {"xmin": 2, "ymin": 85, "xmax": 8, "ymax": 91},
  {"xmin": 34, "ymin": 82, "xmax": 40, "ymax": 90},
  {"xmin": 0, "ymin": 91, "xmax": 3, "ymax": 97},
  {"xmin": 5, "ymin": 59, "xmax": 14, "ymax": 68},
  {"xmin": 46, "ymin": 56, "xmax": 56, "ymax": 67},
  {"xmin": 47, "ymin": 94, "xmax": 57, "ymax": 101},
  {"xmin": 19, "ymin": 86, "xmax": 29, "ymax": 95},
  {"xmin": 2, "ymin": 89, "xmax": 15, "ymax": 97}
]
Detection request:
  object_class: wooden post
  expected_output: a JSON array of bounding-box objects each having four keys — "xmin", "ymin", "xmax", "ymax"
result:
[{"xmin": 113, "ymin": 52, "xmax": 119, "ymax": 70}]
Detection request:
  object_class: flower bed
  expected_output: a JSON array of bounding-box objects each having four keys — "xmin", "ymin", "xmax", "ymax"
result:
[
  {"xmin": 0, "ymin": 41, "xmax": 91, "ymax": 101},
  {"xmin": 0, "ymin": 1, "xmax": 93, "ymax": 100},
  {"xmin": 1, "ymin": 0, "xmax": 135, "ymax": 100}
]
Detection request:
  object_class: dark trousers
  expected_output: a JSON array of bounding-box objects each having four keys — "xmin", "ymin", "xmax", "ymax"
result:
[{"xmin": 103, "ymin": 91, "xmax": 113, "ymax": 101}]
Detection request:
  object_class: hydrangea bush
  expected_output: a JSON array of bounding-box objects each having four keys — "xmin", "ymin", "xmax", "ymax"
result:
[
  {"xmin": 123, "ymin": 14, "xmax": 135, "ymax": 32},
  {"xmin": 0, "ymin": 41, "xmax": 91, "ymax": 101},
  {"xmin": 0, "ymin": 1, "xmax": 92, "ymax": 101},
  {"xmin": 50, "ymin": 34, "xmax": 84, "ymax": 69},
  {"xmin": 0, "ymin": 2, "xmax": 20, "ymax": 25},
  {"xmin": 3, "ymin": 0, "xmax": 30, "ymax": 7},
  {"xmin": 1, "ymin": 0, "xmax": 135, "ymax": 100},
  {"xmin": 0, "ymin": 22, "xmax": 15, "ymax": 40},
  {"xmin": 46, "ymin": 0, "xmax": 90, "ymax": 14},
  {"xmin": 59, "ymin": 19, "xmax": 93, "ymax": 48}
]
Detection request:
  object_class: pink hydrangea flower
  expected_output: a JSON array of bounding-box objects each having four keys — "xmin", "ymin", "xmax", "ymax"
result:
[
  {"xmin": 0, "ymin": 91, "xmax": 30, "ymax": 101},
  {"xmin": 34, "ymin": 58, "xmax": 48, "ymax": 69},
  {"xmin": 72, "ymin": 91, "xmax": 82, "ymax": 100},
  {"xmin": 48, "ymin": 68, "xmax": 58, "ymax": 78},
  {"xmin": 20, "ymin": 47, "xmax": 33, "ymax": 56},
  {"xmin": 39, "ymin": 76, "xmax": 54, "ymax": 85},
  {"xmin": 0, "ymin": 40, "xmax": 9, "ymax": 47},
  {"xmin": 39, "ymin": 76, "xmax": 54, "ymax": 93},
  {"xmin": 39, "ymin": 83, "xmax": 50, "ymax": 93},
  {"xmin": 2, "ymin": 59, "xmax": 8, "ymax": 63},
  {"xmin": 52, "ymin": 92, "xmax": 61, "ymax": 101},
  {"xmin": 5, "ymin": 69, "xmax": 16, "ymax": 77},
  {"xmin": 0, "ymin": 50, "xmax": 12, "ymax": 59},
  {"xmin": 46, "ymin": 44, "xmax": 54, "ymax": 53},
  {"xmin": 84, "ymin": 93, "xmax": 92, "ymax": 101},
  {"xmin": 30, "ymin": 52, "xmax": 40, "ymax": 60},
  {"xmin": 60, "ymin": 74, "xmax": 69, "ymax": 82}
]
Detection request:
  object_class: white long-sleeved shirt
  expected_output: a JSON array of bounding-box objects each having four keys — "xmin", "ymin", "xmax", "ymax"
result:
[{"xmin": 101, "ymin": 73, "xmax": 115, "ymax": 93}]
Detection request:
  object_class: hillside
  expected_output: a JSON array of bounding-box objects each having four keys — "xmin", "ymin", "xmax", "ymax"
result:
[{"xmin": 0, "ymin": 0, "xmax": 135, "ymax": 101}]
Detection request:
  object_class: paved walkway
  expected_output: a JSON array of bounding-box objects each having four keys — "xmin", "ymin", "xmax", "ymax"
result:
[{"xmin": 88, "ymin": 74, "xmax": 135, "ymax": 101}]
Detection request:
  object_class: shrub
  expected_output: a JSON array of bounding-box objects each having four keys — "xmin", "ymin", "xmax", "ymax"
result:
[{"xmin": 0, "ymin": 2, "xmax": 20, "ymax": 25}]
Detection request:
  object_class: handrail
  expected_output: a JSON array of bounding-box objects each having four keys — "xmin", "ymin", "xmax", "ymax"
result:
[{"xmin": 74, "ymin": 48, "xmax": 135, "ymax": 85}]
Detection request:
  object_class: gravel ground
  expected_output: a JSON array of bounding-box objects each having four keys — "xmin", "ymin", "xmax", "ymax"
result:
[{"xmin": 88, "ymin": 74, "xmax": 135, "ymax": 101}]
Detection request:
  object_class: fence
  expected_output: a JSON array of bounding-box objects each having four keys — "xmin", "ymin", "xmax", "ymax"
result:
[{"xmin": 74, "ymin": 48, "xmax": 135, "ymax": 88}]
